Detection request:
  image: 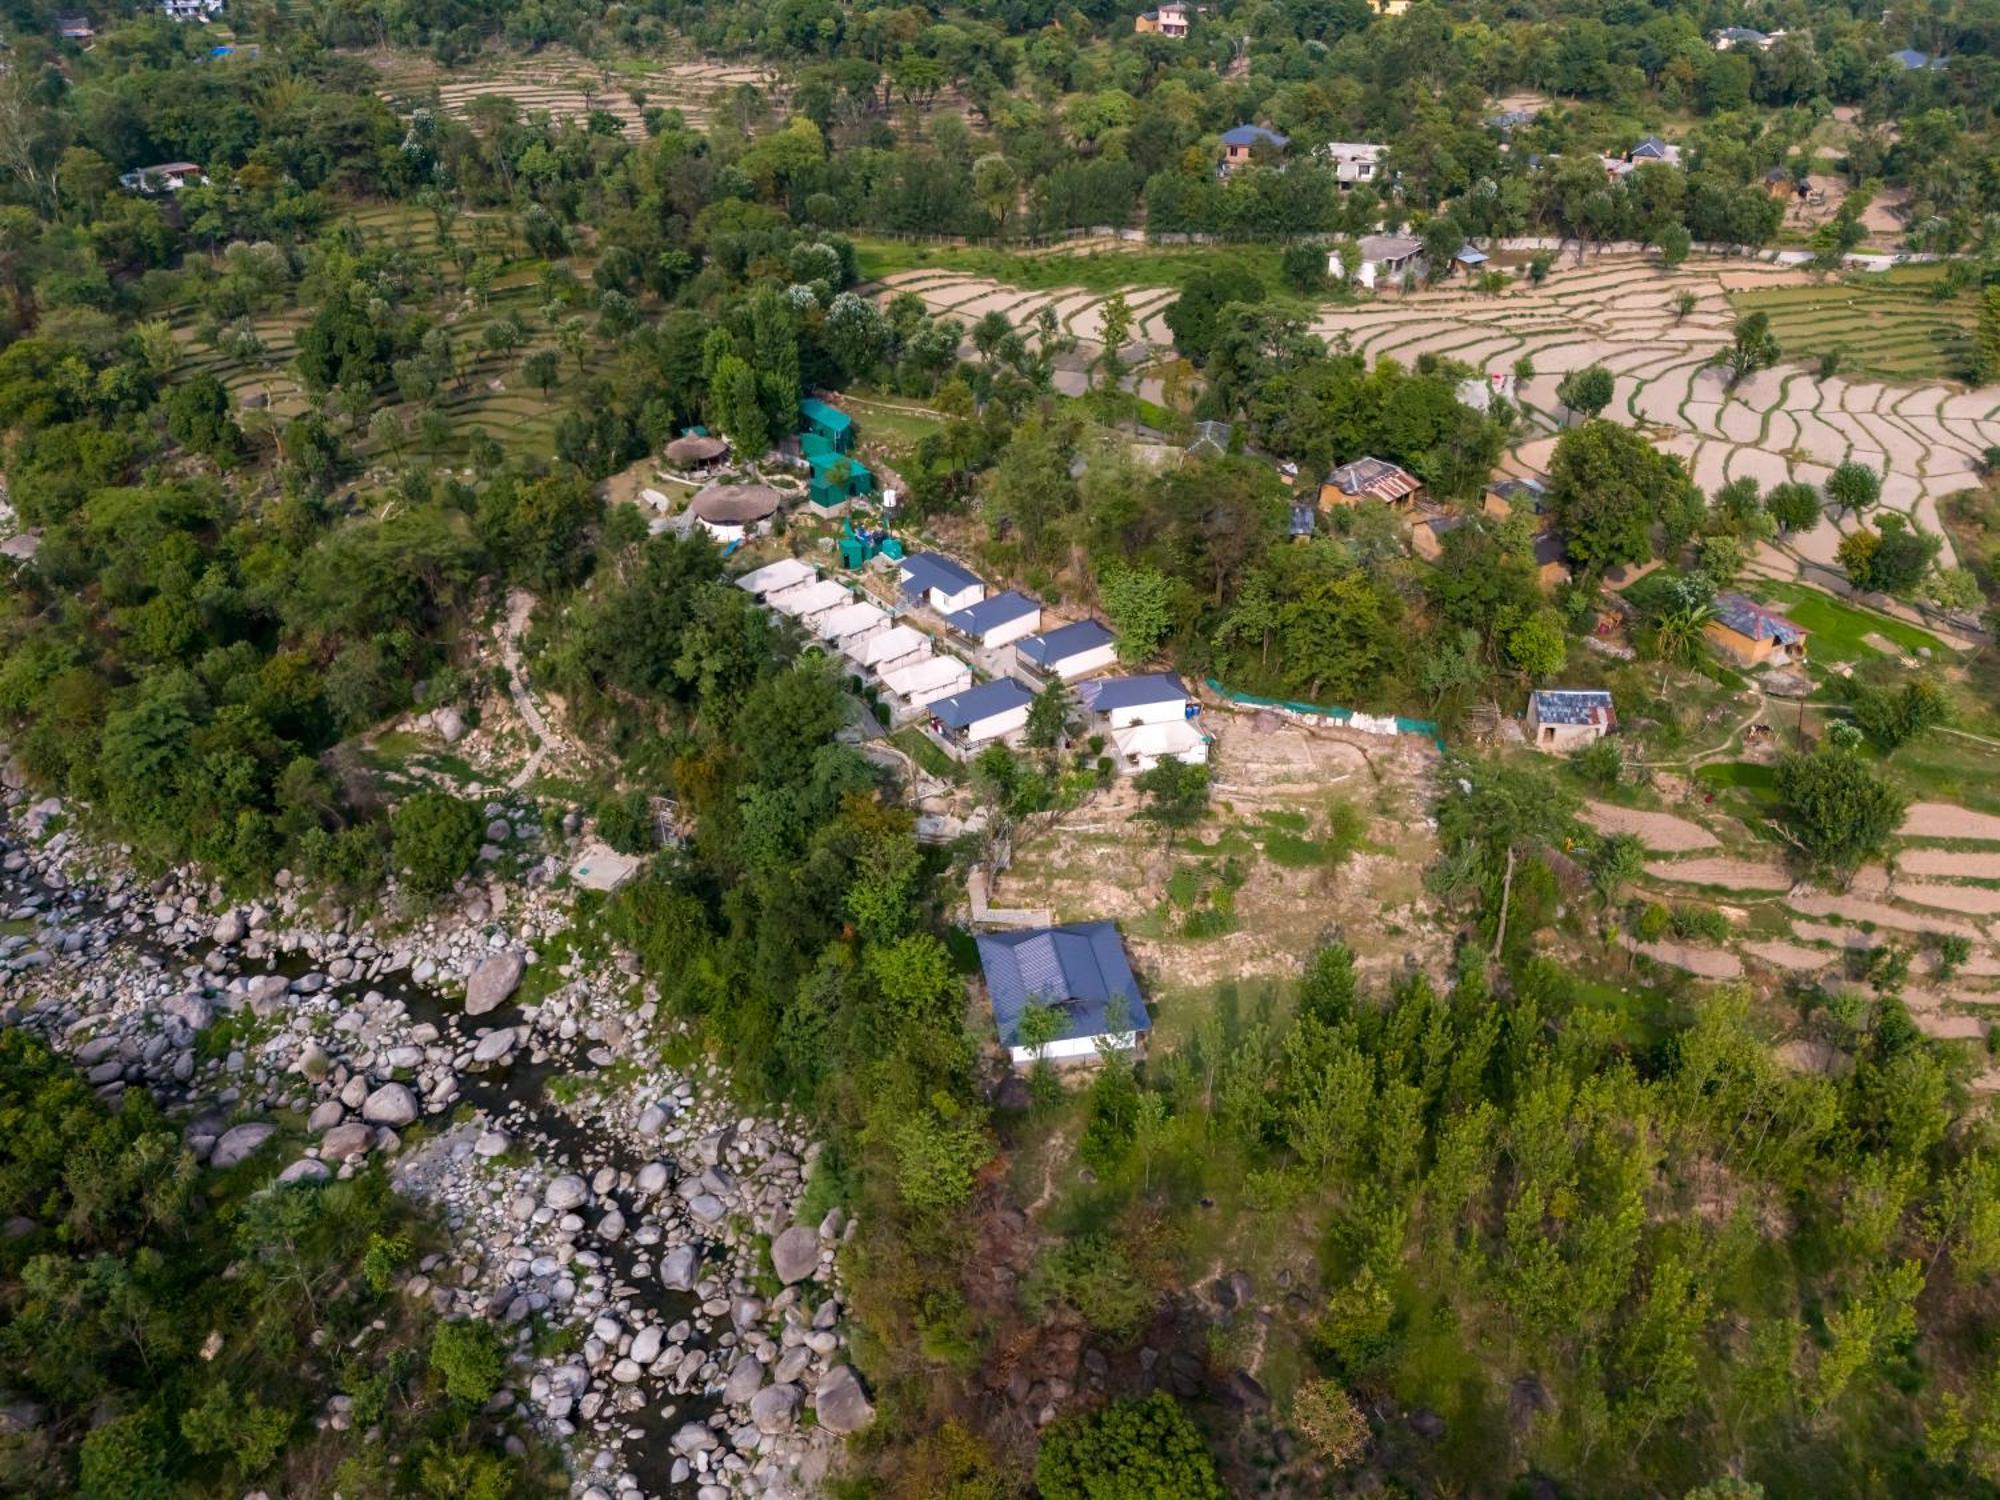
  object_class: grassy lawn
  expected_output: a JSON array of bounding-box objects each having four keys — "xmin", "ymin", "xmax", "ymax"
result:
[
  {"xmin": 1753, "ymin": 582, "xmax": 1946, "ymax": 661},
  {"xmin": 889, "ymin": 726, "xmax": 962, "ymax": 780},
  {"xmin": 1728, "ymin": 265, "xmax": 1979, "ymax": 384},
  {"xmin": 836, "ymin": 389, "xmax": 947, "ymax": 452},
  {"xmin": 853, "ymin": 235, "xmax": 1292, "ymax": 298}
]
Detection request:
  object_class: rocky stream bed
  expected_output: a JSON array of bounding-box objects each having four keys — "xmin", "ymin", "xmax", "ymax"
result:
[{"xmin": 0, "ymin": 788, "xmax": 871, "ymax": 1500}]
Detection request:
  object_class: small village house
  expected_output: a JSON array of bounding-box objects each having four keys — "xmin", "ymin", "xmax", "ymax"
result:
[
  {"xmin": 898, "ymin": 553, "xmax": 985, "ymax": 615},
  {"xmin": 1319, "ymin": 456, "xmax": 1423, "ymax": 509},
  {"xmin": 1315, "ymin": 141, "xmax": 1386, "ymax": 188},
  {"xmin": 1483, "ymin": 475, "xmax": 1551, "ymax": 526},
  {"xmin": 1219, "ymin": 125, "xmax": 1288, "ymax": 174},
  {"xmin": 944, "ymin": 591, "xmax": 1042, "ymax": 650},
  {"xmin": 1532, "ymin": 532, "xmax": 1571, "ymax": 591},
  {"xmin": 119, "ymin": 161, "xmax": 205, "ymax": 194},
  {"xmin": 665, "ymin": 433, "xmax": 729, "ymax": 472},
  {"xmin": 1331, "ymin": 233, "xmax": 1424, "ymax": 290},
  {"xmin": 1135, "ymin": 1, "xmax": 1189, "ymax": 35},
  {"xmin": 1706, "ymin": 592, "xmax": 1808, "ymax": 667},
  {"xmin": 1527, "ymin": 689, "xmax": 1615, "ymax": 752},
  {"xmin": 976, "ymin": 922, "xmax": 1151, "ymax": 1066},
  {"xmin": 161, "ymin": 0, "xmax": 225, "ymax": 20},
  {"xmin": 797, "ymin": 398, "xmax": 854, "ymax": 453},
  {"xmin": 1077, "ymin": 673, "xmax": 1196, "ymax": 730},
  {"xmin": 930, "ymin": 678, "xmax": 1034, "ymax": 747},
  {"xmin": 1017, "ymin": 620, "xmax": 1118, "ymax": 681},
  {"xmin": 57, "ymin": 15, "xmax": 94, "ymax": 38}
]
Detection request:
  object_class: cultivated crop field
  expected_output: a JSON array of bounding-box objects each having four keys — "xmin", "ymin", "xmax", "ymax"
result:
[{"xmin": 1728, "ymin": 265, "xmax": 1980, "ymax": 384}]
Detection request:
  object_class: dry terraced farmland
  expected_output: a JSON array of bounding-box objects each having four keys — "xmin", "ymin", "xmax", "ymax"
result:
[
  {"xmin": 877, "ymin": 250, "xmax": 2000, "ymax": 568},
  {"xmin": 367, "ymin": 49, "xmax": 785, "ymax": 137},
  {"xmin": 1728, "ymin": 265, "xmax": 1980, "ymax": 384}
]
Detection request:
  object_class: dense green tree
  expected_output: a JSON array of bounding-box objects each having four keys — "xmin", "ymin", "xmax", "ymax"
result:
[
  {"xmin": 1036, "ymin": 1393, "xmax": 1225, "ymax": 1500},
  {"xmin": 1776, "ymin": 745, "xmax": 1907, "ymax": 879},
  {"xmin": 1548, "ymin": 420, "xmax": 1693, "ymax": 571},
  {"xmin": 391, "ymin": 790, "xmax": 482, "ymax": 896}
]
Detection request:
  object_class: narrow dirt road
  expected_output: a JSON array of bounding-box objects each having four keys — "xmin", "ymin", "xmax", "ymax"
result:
[{"xmin": 501, "ymin": 589, "xmax": 560, "ymax": 792}]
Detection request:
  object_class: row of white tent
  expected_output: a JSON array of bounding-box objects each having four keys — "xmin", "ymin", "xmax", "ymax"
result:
[{"xmin": 735, "ymin": 557, "xmax": 973, "ymax": 709}]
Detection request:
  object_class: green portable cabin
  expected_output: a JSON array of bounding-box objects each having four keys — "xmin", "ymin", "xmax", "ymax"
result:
[
  {"xmin": 799, "ymin": 398, "xmax": 855, "ymax": 454},
  {"xmin": 808, "ymin": 451, "xmax": 874, "ymax": 510}
]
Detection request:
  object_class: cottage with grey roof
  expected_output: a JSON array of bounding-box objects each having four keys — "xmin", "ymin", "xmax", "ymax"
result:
[
  {"xmin": 944, "ymin": 590, "xmax": 1042, "ymax": 649},
  {"xmin": 976, "ymin": 921, "xmax": 1150, "ymax": 1065},
  {"xmin": 898, "ymin": 552, "xmax": 985, "ymax": 614}
]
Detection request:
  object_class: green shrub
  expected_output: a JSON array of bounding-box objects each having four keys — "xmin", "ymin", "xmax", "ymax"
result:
[
  {"xmin": 1635, "ymin": 902, "xmax": 1672, "ymax": 942},
  {"xmin": 1036, "ymin": 1393, "xmax": 1225, "ymax": 1500},
  {"xmin": 429, "ymin": 1319, "xmax": 506, "ymax": 1405},
  {"xmin": 391, "ymin": 790, "xmax": 482, "ymax": 896}
]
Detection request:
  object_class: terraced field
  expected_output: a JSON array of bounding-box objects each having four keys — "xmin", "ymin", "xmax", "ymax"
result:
[
  {"xmin": 1729, "ymin": 266, "xmax": 1979, "ymax": 384},
  {"xmin": 877, "ymin": 251, "xmax": 2000, "ymax": 565},
  {"xmin": 367, "ymin": 48, "xmax": 785, "ymax": 137},
  {"xmin": 171, "ymin": 205, "xmax": 568, "ymax": 469}
]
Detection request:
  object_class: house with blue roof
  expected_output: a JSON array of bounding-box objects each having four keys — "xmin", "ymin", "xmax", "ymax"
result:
[
  {"xmin": 929, "ymin": 677, "xmax": 1034, "ymax": 746},
  {"xmin": 1076, "ymin": 673, "xmax": 1195, "ymax": 728},
  {"xmin": 1706, "ymin": 592, "xmax": 1807, "ymax": 667},
  {"xmin": 1017, "ymin": 619, "xmax": 1118, "ymax": 681},
  {"xmin": 898, "ymin": 552, "xmax": 984, "ymax": 614},
  {"xmin": 945, "ymin": 590, "xmax": 1042, "ymax": 649},
  {"xmin": 1891, "ymin": 47, "xmax": 1944, "ymax": 70},
  {"xmin": 1221, "ymin": 124, "xmax": 1288, "ymax": 173},
  {"xmin": 1527, "ymin": 689, "xmax": 1614, "ymax": 753},
  {"xmin": 976, "ymin": 921, "xmax": 1150, "ymax": 1064}
]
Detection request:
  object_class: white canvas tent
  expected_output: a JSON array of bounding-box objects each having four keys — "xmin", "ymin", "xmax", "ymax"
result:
[
  {"xmin": 768, "ymin": 578, "xmax": 852, "ymax": 620},
  {"xmin": 813, "ymin": 600, "xmax": 891, "ymax": 644},
  {"xmin": 735, "ymin": 557, "xmax": 815, "ymax": 598},
  {"xmin": 880, "ymin": 654, "xmax": 973, "ymax": 706},
  {"xmin": 846, "ymin": 624, "xmax": 929, "ymax": 671}
]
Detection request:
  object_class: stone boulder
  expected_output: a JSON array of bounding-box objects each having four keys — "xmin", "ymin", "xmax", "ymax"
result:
[
  {"xmin": 750, "ymin": 1382, "xmax": 803, "ymax": 1435},
  {"xmin": 464, "ymin": 952, "xmax": 526, "ymax": 1016},
  {"xmin": 545, "ymin": 1173, "xmax": 589, "ymax": 1212},
  {"xmin": 770, "ymin": 1224, "xmax": 819, "ymax": 1286},
  {"xmin": 434, "ymin": 706, "xmax": 466, "ymax": 745},
  {"xmin": 277, "ymin": 1158, "xmax": 331, "ymax": 1185},
  {"xmin": 472, "ymin": 1027, "xmax": 516, "ymax": 1064},
  {"xmin": 723, "ymin": 1356, "xmax": 765, "ymax": 1406},
  {"xmin": 209, "ymin": 1122, "xmax": 275, "ymax": 1169},
  {"xmin": 659, "ymin": 1245, "xmax": 697, "ymax": 1291},
  {"xmin": 321, "ymin": 1122, "xmax": 373, "ymax": 1160},
  {"xmin": 813, "ymin": 1366, "xmax": 875, "ymax": 1434},
  {"xmin": 360, "ymin": 1083, "xmax": 419, "ymax": 1127},
  {"xmin": 211, "ymin": 910, "xmax": 246, "ymax": 946}
]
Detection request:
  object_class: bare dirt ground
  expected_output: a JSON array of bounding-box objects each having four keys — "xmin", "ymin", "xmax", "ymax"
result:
[
  {"xmin": 1625, "ymin": 936, "xmax": 1744, "ymax": 979},
  {"xmin": 1898, "ymin": 849, "xmax": 2000, "ymax": 879},
  {"xmin": 1744, "ymin": 940, "xmax": 1838, "ymax": 972},
  {"xmin": 1786, "ymin": 892, "xmax": 1987, "ymax": 943},
  {"xmin": 1894, "ymin": 882, "xmax": 2000, "ymax": 917},
  {"xmin": 1903, "ymin": 803, "xmax": 2000, "ymax": 841},
  {"xmin": 988, "ymin": 717, "xmax": 1446, "ymax": 1004},
  {"xmin": 1580, "ymin": 800, "xmax": 1719, "ymax": 851},
  {"xmin": 1644, "ymin": 856, "xmax": 1792, "ymax": 890}
]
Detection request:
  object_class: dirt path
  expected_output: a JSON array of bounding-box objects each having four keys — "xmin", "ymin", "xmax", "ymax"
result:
[
  {"xmin": 1580, "ymin": 801, "xmax": 1719, "ymax": 851},
  {"xmin": 501, "ymin": 589, "xmax": 560, "ymax": 792},
  {"xmin": 1903, "ymin": 803, "xmax": 2000, "ymax": 841},
  {"xmin": 1786, "ymin": 892, "xmax": 1987, "ymax": 944}
]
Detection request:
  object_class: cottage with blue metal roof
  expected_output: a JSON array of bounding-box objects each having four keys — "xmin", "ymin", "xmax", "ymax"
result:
[
  {"xmin": 898, "ymin": 552, "xmax": 985, "ymax": 614},
  {"xmin": 976, "ymin": 921, "xmax": 1150, "ymax": 1065},
  {"xmin": 929, "ymin": 677, "xmax": 1034, "ymax": 745},
  {"xmin": 1527, "ymin": 689, "xmax": 1614, "ymax": 753},
  {"xmin": 1018, "ymin": 619, "xmax": 1118, "ymax": 681},
  {"xmin": 945, "ymin": 590, "xmax": 1042, "ymax": 649},
  {"xmin": 1077, "ymin": 673, "xmax": 1195, "ymax": 728}
]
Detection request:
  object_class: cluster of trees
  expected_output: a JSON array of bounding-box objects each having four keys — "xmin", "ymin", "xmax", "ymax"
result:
[{"xmin": 0, "ymin": 1030, "xmax": 551, "ymax": 1498}]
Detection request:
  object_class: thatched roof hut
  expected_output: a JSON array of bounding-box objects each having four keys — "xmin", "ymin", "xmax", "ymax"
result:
[
  {"xmin": 666, "ymin": 434, "xmax": 729, "ymax": 466},
  {"xmin": 689, "ymin": 483, "xmax": 782, "ymax": 526}
]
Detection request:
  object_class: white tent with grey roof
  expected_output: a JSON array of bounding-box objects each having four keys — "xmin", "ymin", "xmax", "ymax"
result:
[
  {"xmin": 845, "ymin": 624, "xmax": 929, "ymax": 673},
  {"xmin": 880, "ymin": 653, "xmax": 972, "ymax": 707},
  {"xmin": 812, "ymin": 600, "xmax": 891, "ymax": 646},
  {"xmin": 767, "ymin": 578, "xmax": 852, "ymax": 621},
  {"xmin": 735, "ymin": 557, "xmax": 815, "ymax": 598}
]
